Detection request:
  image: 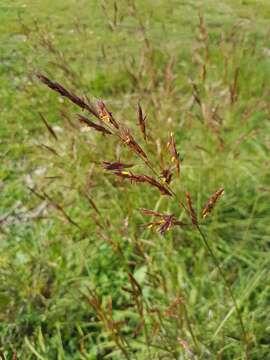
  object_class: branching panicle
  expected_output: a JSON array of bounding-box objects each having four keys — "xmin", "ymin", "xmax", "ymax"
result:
[{"xmin": 37, "ymin": 66, "xmax": 248, "ymax": 356}]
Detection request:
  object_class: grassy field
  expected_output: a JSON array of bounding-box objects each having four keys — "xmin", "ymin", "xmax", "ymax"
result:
[{"xmin": 1, "ymin": 0, "xmax": 270, "ymax": 359}]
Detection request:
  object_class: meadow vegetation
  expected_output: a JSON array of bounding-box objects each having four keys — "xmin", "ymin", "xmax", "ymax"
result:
[{"xmin": 1, "ymin": 0, "xmax": 270, "ymax": 359}]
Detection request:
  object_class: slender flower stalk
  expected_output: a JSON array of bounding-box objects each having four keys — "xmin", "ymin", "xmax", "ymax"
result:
[{"xmin": 195, "ymin": 224, "xmax": 249, "ymax": 357}]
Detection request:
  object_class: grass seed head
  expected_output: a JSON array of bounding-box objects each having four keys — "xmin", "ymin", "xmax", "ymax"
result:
[
  {"xmin": 140, "ymin": 208, "xmax": 185, "ymax": 234},
  {"xmin": 140, "ymin": 208, "xmax": 165, "ymax": 217},
  {"xmin": 97, "ymin": 100, "xmax": 119, "ymax": 129},
  {"xmin": 185, "ymin": 191, "xmax": 197, "ymax": 225},
  {"xmin": 160, "ymin": 168, "xmax": 173, "ymax": 185},
  {"xmin": 119, "ymin": 129, "xmax": 148, "ymax": 160},
  {"xmin": 202, "ymin": 188, "xmax": 224, "ymax": 218},
  {"xmin": 78, "ymin": 114, "xmax": 112, "ymax": 135}
]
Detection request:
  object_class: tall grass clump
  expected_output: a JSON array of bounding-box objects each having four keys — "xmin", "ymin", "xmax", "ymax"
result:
[
  {"xmin": 35, "ymin": 60, "xmax": 251, "ymax": 357},
  {"xmin": 1, "ymin": 4, "xmax": 270, "ymax": 359}
]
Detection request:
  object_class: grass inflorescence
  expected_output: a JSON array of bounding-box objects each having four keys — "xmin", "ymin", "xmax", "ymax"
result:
[{"xmin": 1, "ymin": 1, "xmax": 270, "ymax": 359}]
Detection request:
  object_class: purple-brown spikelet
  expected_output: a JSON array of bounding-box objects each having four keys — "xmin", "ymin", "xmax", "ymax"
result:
[
  {"xmin": 167, "ymin": 132, "xmax": 180, "ymax": 177},
  {"xmin": 97, "ymin": 100, "xmax": 119, "ymax": 129},
  {"xmin": 158, "ymin": 215, "xmax": 175, "ymax": 234},
  {"xmin": 102, "ymin": 161, "xmax": 134, "ymax": 171},
  {"xmin": 119, "ymin": 129, "xmax": 148, "ymax": 160},
  {"xmin": 78, "ymin": 114, "xmax": 112, "ymax": 135},
  {"xmin": 137, "ymin": 102, "xmax": 147, "ymax": 140},
  {"xmin": 140, "ymin": 208, "xmax": 185, "ymax": 234},
  {"xmin": 37, "ymin": 73, "xmax": 99, "ymax": 118},
  {"xmin": 114, "ymin": 172, "xmax": 172, "ymax": 196},
  {"xmin": 141, "ymin": 175, "xmax": 172, "ymax": 196},
  {"xmin": 160, "ymin": 168, "xmax": 173, "ymax": 185},
  {"xmin": 202, "ymin": 188, "xmax": 224, "ymax": 218},
  {"xmin": 140, "ymin": 208, "xmax": 165, "ymax": 217},
  {"xmin": 185, "ymin": 191, "xmax": 197, "ymax": 225}
]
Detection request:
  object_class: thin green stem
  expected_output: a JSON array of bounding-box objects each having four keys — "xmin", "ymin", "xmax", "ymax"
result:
[
  {"xmin": 183, "ymin": 304, "xmax": 201, "ymax": 355},
  {"xmin": 195, "ymin": 224, "xmax": 249, "ymax": 359}
]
